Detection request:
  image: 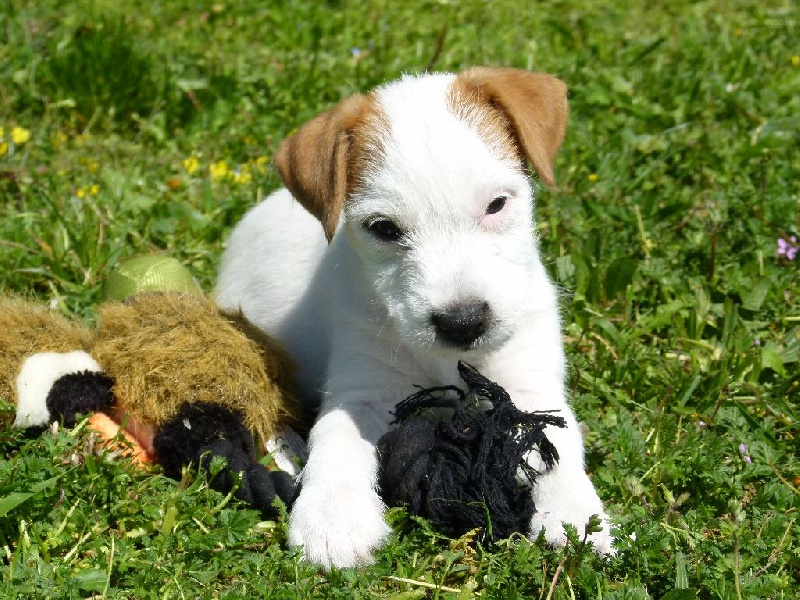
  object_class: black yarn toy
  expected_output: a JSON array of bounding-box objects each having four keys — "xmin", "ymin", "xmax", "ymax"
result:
[{"xmin": 376, "ymin": 361, "xmax": 567, "ymax": 542}]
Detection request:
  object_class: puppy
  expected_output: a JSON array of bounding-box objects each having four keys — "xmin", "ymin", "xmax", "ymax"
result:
[{"xmin": 215, "ymin": 67, "xmax": 614, "ymax": 569}]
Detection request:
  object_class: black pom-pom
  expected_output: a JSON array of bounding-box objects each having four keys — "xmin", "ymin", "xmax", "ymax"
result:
[
  {"xmin": 377, "ymin": 361, "xmax": 567, "ymax": 543},
  {"xmin": 46, "ymin": 371, "xmax": 116, "ymax": 427},
  {"xmin": 154, "ymin": 402, "xmax": 254, "ymax": 480},
  {"xmin": 153, "ymin": 402, "xmax": 296, "ymax": 516}
]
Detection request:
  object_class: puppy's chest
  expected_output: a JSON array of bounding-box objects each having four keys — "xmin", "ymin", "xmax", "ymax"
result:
[{"xmin": 403, "ymin": 358, "xmax": 494, "ymax": 400}]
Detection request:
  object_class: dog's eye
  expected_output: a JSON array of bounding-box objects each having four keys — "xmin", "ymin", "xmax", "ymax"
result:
[
  {"xmin": 364, "ymin": 218, "xmax": 404, "ymax": 242},
  {"xmin": 486, "ymin": 196, "xmax": 507, "ymax": 215}
]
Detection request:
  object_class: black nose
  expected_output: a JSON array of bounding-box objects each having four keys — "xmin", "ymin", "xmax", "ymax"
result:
[{"xmin": 431, "ymin": 301, "xmax": 491, "ymax": 348}]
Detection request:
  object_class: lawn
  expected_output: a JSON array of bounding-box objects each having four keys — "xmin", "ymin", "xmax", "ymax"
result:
[{"xmin": 1, "ymin": 0, "xmax": 798, "ymax": 598}]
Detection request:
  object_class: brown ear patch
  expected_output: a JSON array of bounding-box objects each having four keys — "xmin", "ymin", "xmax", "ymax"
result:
[
  {"xmin": 274, "ymin": 93, "xmax": 387, "ymax": 242},
  {"xmin": 446, "ymin": 80, "xmax": 523, "ymax": 169},
  {"xmin": 449, "ymin": 67, "xmax": 568, "ymax": 186}
]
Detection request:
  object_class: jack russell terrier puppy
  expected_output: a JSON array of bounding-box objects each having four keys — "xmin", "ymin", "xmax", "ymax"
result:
[{"xmin": 215, "ymin": 67, "xmax": 614, "ymax": 569}]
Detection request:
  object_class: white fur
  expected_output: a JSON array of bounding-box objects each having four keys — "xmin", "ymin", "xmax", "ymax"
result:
[
  {"xmin": 216, "ymin": 73, "xmax": 613, "ymax": 568},
  {"xmin": 14, "ymin": 351, "xmax": 103, "ymax": 427}
]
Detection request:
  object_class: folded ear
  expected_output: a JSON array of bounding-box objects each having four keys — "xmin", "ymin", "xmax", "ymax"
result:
[
  {"xmin": 455, "ymin": 67, "xmax": 568, "ymax": 186},
  {"xmin": 274, "ymin": 94, "xmax": 374, "ymax": 242}
]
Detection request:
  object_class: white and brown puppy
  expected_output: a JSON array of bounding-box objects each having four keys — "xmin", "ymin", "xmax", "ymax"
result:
[{"xmin": 215, "ymin": 67, "xmax": 614, "ymax": 569}]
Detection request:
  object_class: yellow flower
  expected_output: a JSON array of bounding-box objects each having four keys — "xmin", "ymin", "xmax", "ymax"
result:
[
  {"xmin": 52, "ymin": 131, "xmax": 68, "ymax": 148},
  {"xmin": 233, "ymin": 165, "xmax": 252, "ymax": 185},
  {"xmin": 0, "ymin": 142, "xmax": 7, "ymax": 156},
  {"xmin": 209, "ymin": 160, "xmax": 230, "ymax": 181},
  {"xmin": 792, "ymin": 55, "xmax": 800, "ymax": 66},
  {"xmin": 183, "ymin": 156, "xmax": 199, "ymax": 175},
  {"xmin": 588, "ymin": 173, "xmax": 598, "ymax": 183},
  {"xmin": 77, "ymin": 187, "xmax": 86, "ymax": 199},
  {"xmin": 254, "ymin": 155, "xmax": 269, "ymax": 174},
  {"xmin": 90, "ymin": 183, "xmax": 100, "ymax": 195},
  {"xmin": 12, "ymin": 127, "xmax": 31, "ymax": 145}
]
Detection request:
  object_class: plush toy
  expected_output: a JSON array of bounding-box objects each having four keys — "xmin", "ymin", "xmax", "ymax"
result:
[
  {"xmin": 377, "ymin": 362, "xmax": 567, "ymax": 543},
  {"xmin": 1, "ymin": 287, "xmax": 307, "ymax": 517}
]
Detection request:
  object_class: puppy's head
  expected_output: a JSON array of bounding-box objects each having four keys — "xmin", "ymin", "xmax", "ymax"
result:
[{"xmin": 275, "ymin": 68, "xmax": 567, "ymax": 357}]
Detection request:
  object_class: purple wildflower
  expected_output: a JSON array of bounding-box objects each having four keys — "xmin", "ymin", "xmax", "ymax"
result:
[
  {"xmin": 777, "ymin": 235, "xmax": 798, "ymax": 260},
  {"xmin": 739, "ymin": 442, "xmax": 752, "ymax": 464},
  {"xmin": 350, "ymin": 47, "xmax": 362, "ymax": 59}
]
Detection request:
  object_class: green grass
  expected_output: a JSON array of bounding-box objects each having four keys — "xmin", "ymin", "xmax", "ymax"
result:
[{"xmin": 1, "ymin": 0, "xmax": 798, "ymax": 597}]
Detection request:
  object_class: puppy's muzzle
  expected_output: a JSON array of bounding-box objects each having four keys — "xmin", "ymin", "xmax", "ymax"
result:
[{"xmin": 431, "ymin": 301, "xmax": 491, "ymax": 348}]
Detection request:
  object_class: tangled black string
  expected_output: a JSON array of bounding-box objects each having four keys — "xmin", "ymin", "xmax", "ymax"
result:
[{"xmin": 377, "ymin": 361, "xmax": 566, "ymax": 543}]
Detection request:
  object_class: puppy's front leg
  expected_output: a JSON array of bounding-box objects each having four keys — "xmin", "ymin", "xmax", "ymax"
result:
[
  {"xmin": 491, "ymin": 333, "xmax": 615, "ymax": 554},
  {"xmin": 288, "ymin": 402, "xmax": 393, "ymax": 569},
  {"xmin": 526, "ymin": 408, "xmax": 615, "ymax": 554}
]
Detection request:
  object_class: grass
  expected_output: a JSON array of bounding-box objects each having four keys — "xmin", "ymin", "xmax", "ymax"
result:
[{"xmin": 1, "ymin": 0, "xmax": 798, "ymax": 597}]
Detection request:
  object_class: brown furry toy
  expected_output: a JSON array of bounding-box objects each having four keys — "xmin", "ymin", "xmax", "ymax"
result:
[{"xmin": 1, "ymin": 283, "xmax": 307, "ymax": 517}]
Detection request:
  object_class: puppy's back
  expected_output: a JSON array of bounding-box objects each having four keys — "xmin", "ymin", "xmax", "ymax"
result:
[{"xmin": 215, "ymin": 188, "xmax": 331, "ymax": 406}]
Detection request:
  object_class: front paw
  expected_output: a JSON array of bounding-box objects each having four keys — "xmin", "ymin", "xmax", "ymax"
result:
[
  {"xmin": 530, "ymin": 509, "xmax": 615, "ymax": 555},
  {"xmin": 288, "ymin": 484, "xmax": 392, "ymax": 569}
]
